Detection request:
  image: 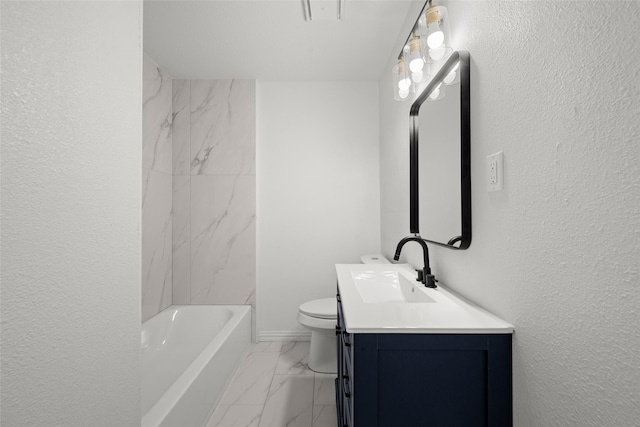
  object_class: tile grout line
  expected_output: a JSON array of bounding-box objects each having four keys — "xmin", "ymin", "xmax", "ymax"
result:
[
  {"xmin": 255, "ymin": 342, "xmax": 277, "ymax": 425},
  {"xmin": 312, "ymin": 372, "xmax": 317, "ymax": 423},
  {"xmin": 257, "ymin": 343, "xmax": 284, "ymax": 427}
]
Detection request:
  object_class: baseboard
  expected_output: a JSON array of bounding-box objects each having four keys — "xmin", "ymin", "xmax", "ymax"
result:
[{"xmin": 257, "ymin": 331, "xmax": 311, "ymax": 342}]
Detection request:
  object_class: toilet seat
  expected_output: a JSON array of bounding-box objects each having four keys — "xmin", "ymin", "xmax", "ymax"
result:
[
  {"xmin": 297, "ymin": 312, "xmax": 335, "ymax": 330},
  {"xmin": 298, "ymin": 298, "xmax": 336, "ymax": 320}
]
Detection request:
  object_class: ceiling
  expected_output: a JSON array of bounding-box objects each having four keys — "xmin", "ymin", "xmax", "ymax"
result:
[{"xmin": 143, "ymin": 0, "xmax": 415, "ymax": 81}]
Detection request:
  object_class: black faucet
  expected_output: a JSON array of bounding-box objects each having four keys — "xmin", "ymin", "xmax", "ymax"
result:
[{"xmin": 393, "ymin": 236, "xmax": 437, "ymax": 288}]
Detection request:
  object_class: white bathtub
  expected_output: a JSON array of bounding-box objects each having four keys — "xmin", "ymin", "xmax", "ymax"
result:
[{"xmin": 141, "ymin": 305, "xmax": 251, "ymax": 427}]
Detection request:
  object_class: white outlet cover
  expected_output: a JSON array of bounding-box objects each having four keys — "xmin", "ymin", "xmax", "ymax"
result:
[{"xmin": 487, "ymin": 151, "xmax": 504, "ymax": 192}]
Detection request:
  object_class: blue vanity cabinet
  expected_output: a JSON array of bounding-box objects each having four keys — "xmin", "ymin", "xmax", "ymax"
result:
[{"xmin": 335, "ymin": 292, "xmax": 512, "ymax": 427}]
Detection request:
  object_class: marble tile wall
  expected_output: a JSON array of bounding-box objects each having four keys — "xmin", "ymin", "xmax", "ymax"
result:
[
  {"xmin": 142, "ymin": 55, "xmax": 173, "ymax": 321},
  {"xmin": 142, "ymin": 58, "xmax": 255, "ymax": 321},
  {"xmin": 172, "ymin": 79, "xmax": 256, "ymax": 309}
]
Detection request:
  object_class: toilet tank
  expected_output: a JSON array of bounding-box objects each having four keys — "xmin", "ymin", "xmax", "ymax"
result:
[{"xmin": 360, "ymin": 254, "xmax": 391, "ymax": 264}]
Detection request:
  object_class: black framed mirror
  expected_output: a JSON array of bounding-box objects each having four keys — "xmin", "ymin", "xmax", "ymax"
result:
[{"xmin": 409, "ymin": 51, "xmax": 471, "ymax": 249}]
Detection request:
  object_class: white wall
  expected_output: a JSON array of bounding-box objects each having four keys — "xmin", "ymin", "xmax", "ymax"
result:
[
  {"xmin": 1, "ymin": 2, "xmax": 142, "ymax": 425},
  {"xmin": 257, "ymin": 82, "xmax": 381, "ymax": 338},
  {"xmin": 380, "ymin": 1, "xmax": 640, "ymax": 426}
]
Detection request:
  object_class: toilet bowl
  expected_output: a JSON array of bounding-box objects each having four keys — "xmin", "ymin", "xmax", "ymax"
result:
[
  {"xmin": 297, "ymin": 298, "xmax": 337, "ymax": 373},
  {"xmin": 297, "ymin": 254, "xmax": 391, "ymax": 374}
]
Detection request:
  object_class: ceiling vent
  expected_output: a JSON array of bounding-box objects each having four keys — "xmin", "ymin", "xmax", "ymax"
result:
[{"xmin": 303, "ymin": 0, "xmax": 344, "ymax": 21}]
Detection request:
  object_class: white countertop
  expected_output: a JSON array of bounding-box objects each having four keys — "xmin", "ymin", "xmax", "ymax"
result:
[{"xmin": 336, "ymin": 263, "xmax": 514, "ymax": 334}]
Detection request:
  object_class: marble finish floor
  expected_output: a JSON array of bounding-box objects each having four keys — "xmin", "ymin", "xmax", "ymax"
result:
[{"xmin": 206, "ymin": 341, "xmax": 337, "ymax": 427}]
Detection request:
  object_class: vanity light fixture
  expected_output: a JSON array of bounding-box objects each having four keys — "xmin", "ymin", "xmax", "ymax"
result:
[
  {"xmin": 393, "ymin": 55, "xmax": 412, "ymax": 100},
  {"xmin": 393, "ymin": 0, "xmax": 454, "ymax": 101},
  {"xmin": 420, "ymin": 3, "xmax": 453, "ymax": 66},
  {"xmin": 425, "ymin": 4, "xmax": 444, "ymax": 49},
  {"xmin": 408, "ymin": 33, "xmax": 426, "ymax": 81}
]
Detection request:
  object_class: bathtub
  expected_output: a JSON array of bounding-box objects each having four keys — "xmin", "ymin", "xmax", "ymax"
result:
[{"xmin": 141, "ymin": 305, "xmax": 251, "ymax": 427}]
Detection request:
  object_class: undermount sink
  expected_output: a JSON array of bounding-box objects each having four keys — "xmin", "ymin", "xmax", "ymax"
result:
[
  {"xmin": 351, "ymin": 270, "xmax": 435, "ymax": 304},
  {"xmin": 336, "ymin": 264, "xmax": 515, "ymax": 334}
]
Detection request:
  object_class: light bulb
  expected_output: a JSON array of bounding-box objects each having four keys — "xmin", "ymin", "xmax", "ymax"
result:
[
  {"xmin": 409, "ymin": 57, "xmax": 424, "ymax": 73},
  {"xmin": 443, "ymin": 62, "xmax": 459, "ymax": 84},
  {"xmin": 411, "ymin": 71, "xmax": 424, "ymax": 83},
  {"xmin": 429, "ymin": 46, "xmax": 446, "ymax": 61},
  {"xmin": 427, "ymin": 21, "xmax": 444, "ymax": 49},
  {"xmin": 398, "ymin": 77, "xmax": 411, "ymax": 91},
  {"xmin": 399, "ymin": 88, "xmax": 409, "ymax": 99},
  {"xmin": 395, "ymin": 56, "xmax": 411, "ymax": 92},
  {"xmin": 444, "ymin": 70, "xmax": 456, "ymax": 84},
  {"xmin": 429, "ymin": 84, "xmax": 442, "ymax": 100},
  {"xmin": 408, "ymin": 33, "xmax": 424, "ymax": 73}
]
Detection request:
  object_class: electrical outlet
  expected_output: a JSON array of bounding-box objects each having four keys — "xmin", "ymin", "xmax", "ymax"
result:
[
  {"xmin": 489, "ymin": 159, "xmax": 498, "ymax": 184},
  {"xmin": 487, "ymin": 151, "xmax": 504, "ymax": 192}
]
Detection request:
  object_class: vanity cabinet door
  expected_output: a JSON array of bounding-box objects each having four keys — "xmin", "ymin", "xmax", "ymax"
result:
[
  {"xmin": 336, "ymin": 292, "xmax": 350, "ymax": 427},
  {"xmin": 337, "ymin": 292, "xmax": 375, "ymax": 427}
]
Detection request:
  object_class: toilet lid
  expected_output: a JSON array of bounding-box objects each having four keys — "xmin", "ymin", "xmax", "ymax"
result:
[{"xmin": 299, "ymin": 298, "xmax": 337, "ymax": 319}]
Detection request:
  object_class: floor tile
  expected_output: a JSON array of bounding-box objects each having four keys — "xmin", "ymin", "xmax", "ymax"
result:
[
  {"xmin": 313, "ymin": 374, "xmax": 336, "ymax": 406},
  {"xmin": 207, "ymin": 405, "xmax": 263, "ymax": 427},
  {"xmin": 275, "ymin": 341, "xmax": 313, "ymax": 375},
  {"xmin": 259, "ymin": 375, "xmax": 314, "ymax": 427},
  {"xmin": 211, "ymin": 341, "xmax": 329, "ymax": 427},
  {"xmin": 312, "ymin": 405, "xmax": 337, "ymax": 427},
  {"xmin": 220, "ymin": 352, "xmax": 279, "ymax": 405},
  {"xmin": 245, "ymin": 341, "xmax": 283, "ymax": 354}
]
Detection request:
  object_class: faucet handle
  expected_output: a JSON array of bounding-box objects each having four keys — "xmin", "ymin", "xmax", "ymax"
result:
[
  {"xmin": 416, "ymin": 269, "xmax": 424, "ymax": 282},
  {"xmin": 425, "ymin": 274, "xmax": 438, "ymax": 289}
]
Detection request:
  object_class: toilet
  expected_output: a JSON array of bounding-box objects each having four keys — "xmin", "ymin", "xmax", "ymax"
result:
[{"xmin": 297, "ymin": 254, "xmax": 391, "ymax": 373}]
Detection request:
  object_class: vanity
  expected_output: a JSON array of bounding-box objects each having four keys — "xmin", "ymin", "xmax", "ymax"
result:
[{"xmin": 335, "ymin": 264, "xmax": 514, "ymax": 427}]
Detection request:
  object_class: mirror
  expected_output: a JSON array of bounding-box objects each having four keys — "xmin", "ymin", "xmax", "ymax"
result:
[{"xmin": 409, "ymin": 51, "xmax": 471, "ymax": 249}]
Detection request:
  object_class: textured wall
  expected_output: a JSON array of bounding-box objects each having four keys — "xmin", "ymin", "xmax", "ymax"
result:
[
  {"xmin": 142, "ymin": 55, "xmax": 173, "ymax": 321},
  {"xmin": 172, "ymin": 80, "xmax": 256, "ymax": 306},
  {"xmin": 1, "ymin": 1, "xmax": 142, "ymax": 425},
  {"xmin": 380, "ymin": 1, "xmax": 640, "ymax": 425},
  {"xmin": 256, "ymin": 82, "xmax": 381, "ymax": 338}
]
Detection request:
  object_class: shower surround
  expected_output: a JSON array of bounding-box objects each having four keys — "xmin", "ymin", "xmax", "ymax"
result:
[
  {"xmin": 172, "ymin": 78, "xmax": 256, "ymax": 306},
  {"xmin": 142, "ymin": 55, "xmax": 256, "ymax": 322},
  {"xmin": 143, "ymin": 55, "xmax": 173, "ymax": 321}
]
